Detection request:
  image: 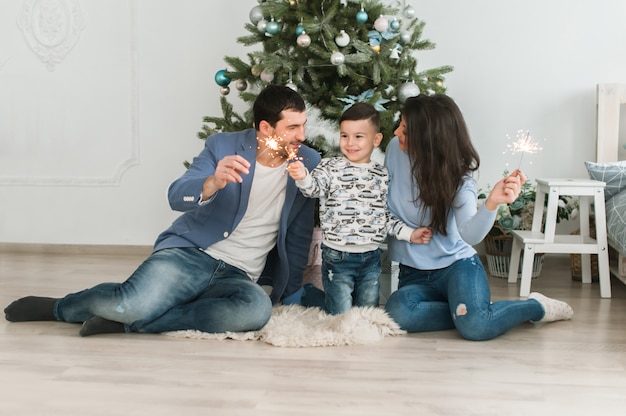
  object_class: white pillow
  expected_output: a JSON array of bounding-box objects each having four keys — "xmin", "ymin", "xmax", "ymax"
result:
[{"xmin": 585, "ymin": 160, "xmax": 626, "ymax": 200}]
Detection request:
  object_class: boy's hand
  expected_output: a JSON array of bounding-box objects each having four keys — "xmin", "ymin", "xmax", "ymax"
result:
[
  {"xmin": 410, "ymin": 227, "xmax": 432, "ymax": 244},
  {"xmin": 287, "ymin": 161, "xmax": 307, "ymax": 181}
]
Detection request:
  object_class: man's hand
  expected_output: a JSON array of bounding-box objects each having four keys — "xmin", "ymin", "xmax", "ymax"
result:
[{"xmin": 201, "ymin": 155, "xmax": 251, "ymax": 202}]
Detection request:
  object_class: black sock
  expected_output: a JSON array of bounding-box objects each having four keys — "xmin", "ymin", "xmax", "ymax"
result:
[
  {"xmin": 4, "ymin": 296, "xmax": 59, "ymax": 322},
  {"xmin": 79, "ymin": 316, "xmax": 125, "ymax": 337}
]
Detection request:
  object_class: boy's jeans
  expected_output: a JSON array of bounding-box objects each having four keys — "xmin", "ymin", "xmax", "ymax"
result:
[
  {"xmin": 321, "ymin": 245, "xmax": 382, "ymax": 315},
  {"xmin": 55, "ymin": 247, "xmax": 272, "ymax": 333}
]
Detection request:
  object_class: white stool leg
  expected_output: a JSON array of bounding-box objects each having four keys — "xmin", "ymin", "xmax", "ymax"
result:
[
  {"xmin": 508, "ymin": 236, "xmax": 522, "ymax": 283},
  {"xmin": 593, "ymin": 188, "xmax": 612, "ymax": 298},
  {"xmin": 519, "ymin": 244, "xmax": 536, "ymax": 297}
]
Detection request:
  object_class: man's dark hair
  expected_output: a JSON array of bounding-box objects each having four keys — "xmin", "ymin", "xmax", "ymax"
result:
[{"xmin": 253, "ymin": 85, "xmax": 306, "ymax": 129}]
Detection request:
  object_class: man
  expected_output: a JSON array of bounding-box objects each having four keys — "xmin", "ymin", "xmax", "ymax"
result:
[{"xmin": 5, "ymin": 84, "xmax": 321, "ymax": 336}]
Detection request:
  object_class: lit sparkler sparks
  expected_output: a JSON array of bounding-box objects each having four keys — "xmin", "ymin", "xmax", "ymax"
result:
[
  {"xmin": 505, "ymin": 129, "xmax": 543, "ymax": 170},
  {"xmin": 257, "ymin": 135, "xmax": 302, "ymax": 170},
  {"xmin": 257, "ymin": 135, "xmax": 282, "ymax": 158}
]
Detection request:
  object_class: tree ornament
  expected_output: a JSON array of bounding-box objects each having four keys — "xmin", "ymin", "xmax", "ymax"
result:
[
  {"xmin": 257, "ymin": 19, "xmax": 268, "ymax": 33},
  {"xmin": 297, "ymin": 33, "xmax": 311, "ymax": 48},
  {"xmin": 370, "ymin": 44, "xmax": 381, "ymax": 53},
  {"xmin": 265, "ymin": 18, "xmax": 280, "ymax": 36},
  {"xmin": 403, "ymin": 6, "xmax": 416, "ymax": 19},
  {"xmin": 220, "ymin": 86, "xmax": 231, "ymax": 96},
  {"xmin": 330, "ymin": 51, "xmax": 345, "ymax": 66},
  {"xmin": 251, "ymin": 65, "xmax": 262, "ymax": 76},
  {"xmin": 295, "ymin": 23, "xmax": 305, "ymax": 36},
  {"xmin": 286, "ymin": 80, "xmax": 298, "ymax": 91},
  {"xmin": 249, "ymin": 6, "xmax": 264, "ymax": 25},
  {"xmin": 260, "ymin": 70, "xmax": 274, "ymax": 82},
  {"xmin": 356, "ymin": 8, "xmax": 368, "ymax": 24},
  {"xmin": 214, "ymin": 69, "xmax": 231, "ymax": 87},
  {"xmin": 397, "ymin": 81, "xmax": 420, "ymax": 103},
  {"xmin": 288, "ymin": 0, "xmax": 298, "ymax": 8},
  {"xmin": 374, "ymin": 16, "xmax": 389, "ymax": 32},
  {"xmin": 389, "ymin": 46, "xmax": 401, "ymax": 60},
  {"xmin": 334, "ymin": 30, "xmax": 350, "ymax": 48},
  {"xmin": 400, "ymin": 31, "xmax": 412, "ymax": 44},
  {"xmin": 235, "ymin": 79, "xmax": 248, "ymax": 92},
  {"xmin": 390, "ymin": 18, "xmax": 400, "ymax": 32}
]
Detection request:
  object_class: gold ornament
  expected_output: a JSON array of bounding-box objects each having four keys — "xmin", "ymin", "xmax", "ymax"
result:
[
  {"xmin": 370, "ymin": 44, "xmax": 381, "ymax": 53},
  {"xmin": 289, "ymin": 0, "xmax": 298, "ymax": 8}
]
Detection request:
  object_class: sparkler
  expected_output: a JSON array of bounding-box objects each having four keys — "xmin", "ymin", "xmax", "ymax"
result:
[
  {"xmin": 257, "ymin": 135, "xmax": 302, "ymax": 169},
  {"xmin": 505, "ymin": 129, "xmax": 543, "ymax": 170}
]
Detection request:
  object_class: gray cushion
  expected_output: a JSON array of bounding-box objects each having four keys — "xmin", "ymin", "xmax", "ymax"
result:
[{"xmin": 585, "ymin": 160, "xmax": 626, "ymax": 200}]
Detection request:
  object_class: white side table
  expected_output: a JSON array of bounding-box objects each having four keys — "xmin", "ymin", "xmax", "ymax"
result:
[{"xmin": 508, "ymin": 178, "xmax": 611, "ymax": 298}]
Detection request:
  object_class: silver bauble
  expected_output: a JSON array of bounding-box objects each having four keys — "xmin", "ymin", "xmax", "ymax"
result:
[
  {"xmin": 235, "ymin": 79, "xmax": 248, "ymax": 92},
  {"xmin": 257, "ymin": 19, "xmax": 268, "ymax": 33},
  {"xmin": 330, "ymin": 51, "xmax": 345, "ymax": 66},
  {"xmin": 297, "ymin": 33, "xmax": 311, "ymax": 48},
  {"xmin": 397, "ymin": 82, "xmax": 420, "ymax": 103},
  {"xmin": 220, "ymin": 86, "xmax": 231, "ymax": 96},
  {"xmin": 260, "ymin": 70, "xmax": 275, "ymax": 82},
  {"xmin": 334, "ymin": 30, "xmax": 350, "ymax": 48},
  {"xmin": 249, "ymin": 6, "xmax": 264, "ymax": 25},
  {"xmin": 400, "ymin": 31, "xmax": 412, "ymax": 44},
  {"xmin": 286, "ymin": 82, "xmax": 298, "ymax": 91},
  {"xmin": 403, "ymin": 6, "xmax": 416, "ymax": 19}
]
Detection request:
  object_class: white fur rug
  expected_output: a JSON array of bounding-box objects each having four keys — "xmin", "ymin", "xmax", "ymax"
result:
[{"xmin": 164, "ymin": 304, "xmax": 405, "ymax": 347}]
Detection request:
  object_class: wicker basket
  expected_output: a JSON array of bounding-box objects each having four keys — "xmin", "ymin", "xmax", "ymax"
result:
[
  {"xmin": 483, "ymin": 226, "xmax": 544, "ymax": 279},
  {"xmin": 570, "ymin": 217, "xmax": 599, "ymax": 282}
]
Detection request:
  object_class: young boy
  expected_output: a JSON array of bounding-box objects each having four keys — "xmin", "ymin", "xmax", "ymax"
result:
[{"xmin": 287, "ymin": 102, "xmax": 431, "ymax": 315}]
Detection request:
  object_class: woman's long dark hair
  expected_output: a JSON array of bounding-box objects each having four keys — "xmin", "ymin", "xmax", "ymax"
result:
[{"xmin": 402, "ymin": 94, "xmax": 480, "ymax": 236}]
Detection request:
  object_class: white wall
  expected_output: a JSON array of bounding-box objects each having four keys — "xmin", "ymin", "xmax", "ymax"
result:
[{"xmin": 1, "ymin": 0, "xmax": 625, "ymax": 246}]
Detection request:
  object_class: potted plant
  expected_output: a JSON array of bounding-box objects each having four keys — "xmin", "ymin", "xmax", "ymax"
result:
[{"xmin": 480, "ymin": 173, "xmax": 577, "ymax": 278}]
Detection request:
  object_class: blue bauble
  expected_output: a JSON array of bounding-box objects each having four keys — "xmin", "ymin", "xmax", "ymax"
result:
[
  {"xmin": 390, "ymin": 19, "xmax": 401, "ymax": 32},
  {"xmin": 266, "ymin": 20, "xmax": 280, "ymax": 35},
  {"xmin": 295, "ymin": 23, "xmax": 305, "ymax": 36},
  {"xmin": 356, "ymin": 9, "xmax": 368, "ymax": 24},
  {"xmin": 214, "ymin": 69, "xmax": 231, "ymax": 87}
]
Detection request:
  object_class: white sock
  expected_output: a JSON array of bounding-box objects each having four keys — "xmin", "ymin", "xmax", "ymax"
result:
[{"xmin": 528, "ymin": 292, "xmax": 574, "ymax": 323}]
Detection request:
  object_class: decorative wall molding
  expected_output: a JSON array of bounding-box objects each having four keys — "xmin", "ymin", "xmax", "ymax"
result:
[
  {"xmin": 17, "ymin": 0, "xmax": 85, "ymax": 72},
  {"xmin": 3, "ymin": 0, "xmax": 140, "ymax": 187}
]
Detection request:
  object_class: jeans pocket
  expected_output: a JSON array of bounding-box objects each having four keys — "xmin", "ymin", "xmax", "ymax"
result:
[{"xmin": 322, "ymin": 246, "xmax": 343, "ymax": 264}]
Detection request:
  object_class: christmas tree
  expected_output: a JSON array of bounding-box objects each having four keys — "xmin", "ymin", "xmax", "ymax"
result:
[{"xmin": 198, "ymin": 0, "xmax": 452, "ymax": 158}]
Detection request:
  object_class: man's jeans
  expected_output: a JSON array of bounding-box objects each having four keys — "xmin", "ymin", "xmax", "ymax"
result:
[
  {"xmin": 321, "ymin": 245, "xmax": 382, "ymax": 315},
  {"xmin": 384, "ymin": 254, "xmax": 544, "ymax": 341},
  {"xmin": 54, "ymin": 247, "xmax": 272, "ymax": 333}
]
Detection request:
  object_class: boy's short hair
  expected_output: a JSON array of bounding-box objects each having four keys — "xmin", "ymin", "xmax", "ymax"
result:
[
  {"xmin": 339, "ymin": 102, "xmax": 380, "ymax": 132},
  {"xmin": 253, "ymin": 85, "xmax": 306, "ymax": 129}
]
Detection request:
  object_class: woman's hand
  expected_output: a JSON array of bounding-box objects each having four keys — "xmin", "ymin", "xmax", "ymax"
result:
[{"xmin": 484, "ymin": 169, "xmax": 528, "ymax": 211}]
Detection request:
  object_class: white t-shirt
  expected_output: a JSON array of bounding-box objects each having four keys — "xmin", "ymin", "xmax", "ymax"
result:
[{"xmin": 205, "ymin": 162, "xmax": 287, "ymax": 280}]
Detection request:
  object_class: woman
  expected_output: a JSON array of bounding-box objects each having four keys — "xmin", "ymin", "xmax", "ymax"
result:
[{"xmin": 384, "ymin": 94, "xmax": 573, "ymax": 341}]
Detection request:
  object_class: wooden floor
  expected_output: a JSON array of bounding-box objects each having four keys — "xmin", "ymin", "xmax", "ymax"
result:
[{"xmin": 1, "ymin": 246, "xmax": 626, "ymax": 415}]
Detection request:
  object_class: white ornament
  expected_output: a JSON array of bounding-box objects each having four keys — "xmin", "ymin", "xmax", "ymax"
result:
[
  {"xmin": 335, "ymin": 30, "xmax": 350, "ymax": 48},
  {"xmin": 249, "ymin": 6, "xmax": 264, "ymax": 24},
  {"xmin": 374, "ymin": 16, "xmax": 389, "ymax": 32},
  {"xmin": 257, "ymin": 19, "xmax": 268, "ymax": 33},
  {"xmin": 397, "ymin": 81, "xmax": 420, "ymax": 103},
  {"xmin": 286, "ymin": 81, "xmax": 298, "ymax": 91},
  {"xmin": 330, "ymin": 51, "xmax": 345, "ymax": 66},
  {"xmin": 297, "ymin": 33, "xmax": 311, "ymax": 48},
  {"xmin": 235, "ymin": 79, "xmax": 248, "ymax": 91},
  {"xmin": 404, "ymin": 6, "xmax": 416, "ymax": 19},
  {"xmin": 400, "ymin": 31, "xmax": 412, "ymax": 44},
  {"xmin": 260, "ymin": 70, "xmax": 275, "ymax": 82}
]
